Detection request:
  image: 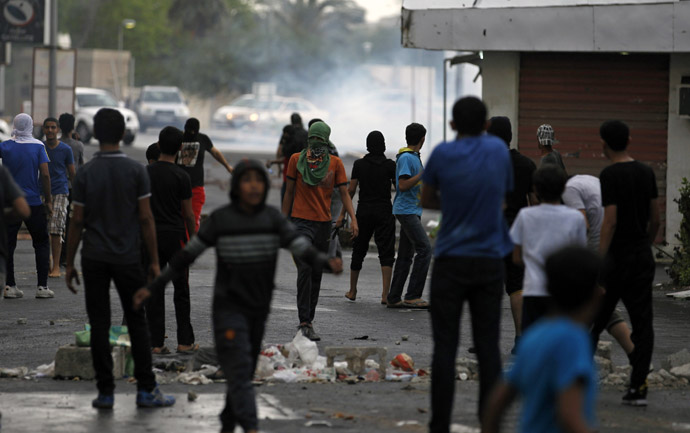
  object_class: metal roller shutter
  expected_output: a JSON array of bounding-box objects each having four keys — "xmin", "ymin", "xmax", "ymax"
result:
[{"xmin": 517, "ymin": 52, "xmax": 669, "ymax": 242}]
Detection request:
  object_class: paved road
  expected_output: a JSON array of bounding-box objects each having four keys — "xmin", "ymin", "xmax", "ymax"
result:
[{"xmin": 1, "ymin": 141, "xmax": 690, "ymax": 432}]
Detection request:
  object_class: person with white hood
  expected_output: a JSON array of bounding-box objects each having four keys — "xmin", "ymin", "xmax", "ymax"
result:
[{"xmin": 0, "ymin": 113, "xmax": 53, "ymax": 299}]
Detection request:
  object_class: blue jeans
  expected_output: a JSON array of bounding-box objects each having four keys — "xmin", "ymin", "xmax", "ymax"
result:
[{"xmin": 387, "ymin": 214, "xmax": 431, "ymax": 304}]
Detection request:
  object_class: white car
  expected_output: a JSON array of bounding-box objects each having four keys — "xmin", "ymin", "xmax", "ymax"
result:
[
  {"xmin": 212, "ymin": 95, "xmax": 327, "ymax": 129},
  {"xmin": 134, "ymin": 86, "xmax": 190, "ymax": 132},
  {"xmin": 75, "ymin": 87, "xmax": 139, "ymax": 144}
]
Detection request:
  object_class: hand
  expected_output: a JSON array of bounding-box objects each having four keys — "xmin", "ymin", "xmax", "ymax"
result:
[
  {"xmin": 328, "ymin": 257, "xmax": 343, "ymax": 275},
  {"xmin": 65, "ymin": 265, "xmax": 80, "ymax": 294},
  {"xmin": 350, "ymin": 219, "xmax": 359, "ymax": 239},
  {"xmin": 335, "ymin": 215, "xmax": 344, "ymax": 229},
  {"xmin": 265, "ymin": 160, "xmax": 272, "ymax": 169},
  {"xmin": 148, "ymin": 263, "xmax": 161, "ymax": 282},
  {"xmin": 133, "ymin": 288, "xmax": 152, "ymax": 310},
  {"xmin": 45, "ymin": 201, "xmax": 53, "ymax": 217}
]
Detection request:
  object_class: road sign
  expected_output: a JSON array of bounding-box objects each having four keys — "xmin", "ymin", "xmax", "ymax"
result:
[{"xmin": 0, "ymin": 0, "xmax": 45, "ymax": 43}]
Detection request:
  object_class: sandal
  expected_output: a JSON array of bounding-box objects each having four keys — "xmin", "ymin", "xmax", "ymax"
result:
[
  {"xmin": 177, "ymin": 343, "xmax": 200, "ymax": 354},
  {"xmin": 386, "ymin": 301, "xmax": 404, "ymax": 309},
  {"xmin": 344, "ymin": 292, "xmax": 356, "ymax": 301},
  {"xmin": 151, "ymin": 346, "xmax": 171, "ymax": 355},
  {"xmin": 402, "ymin": 299, "xmax": 430, "ymax": 309}
]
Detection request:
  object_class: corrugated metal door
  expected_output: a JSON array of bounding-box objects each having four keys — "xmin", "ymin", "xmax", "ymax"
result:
[{"xmin": 518, "ymin": 53, "xmax": 669, "ymax": 242}]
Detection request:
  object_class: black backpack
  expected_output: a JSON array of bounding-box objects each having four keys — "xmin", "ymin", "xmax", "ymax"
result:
[{"xmin": 283, "ymin": 125, "xmax": 308, "ymax": 157}]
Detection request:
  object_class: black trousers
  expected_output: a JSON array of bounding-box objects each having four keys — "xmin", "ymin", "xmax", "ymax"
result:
[
  {"xmin": 350, "ymin": 208, "xmax": 396, "ymax": 271},
  {"xmin": 521, "ymin": 296, "xmax": 552, "ymax": 333},
  {"xmin": 145, "ymin": 231, "xmax": 194, "ymax": 347},
  {"xmin": 292, "ymin": 218, "xmax": 330, "ymax": 324},
  {"xmin": 82, "ymin": 258, "xmax": 156, "ymax": 394},
  {"xmin": 213, "ymin": 308, "xmax": 266, "ymax": 432},
  {"xmin": 6, "ymin": 205, "xmax": 50, "ymax": 287},
  {"xmin": 429, "ymin": 257, "xmax": 504, "ymax": 432},
  {"xmin": 591, "ymin": 248, "xmax": 655, "ymax": 390}
]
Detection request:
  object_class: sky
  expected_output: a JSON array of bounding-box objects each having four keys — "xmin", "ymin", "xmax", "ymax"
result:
[{"xmin": 354, "ymin": 0, "xmax": 401, "ymax": 22}]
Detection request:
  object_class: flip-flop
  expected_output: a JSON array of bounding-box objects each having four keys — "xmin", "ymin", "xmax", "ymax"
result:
[
  {"xmin": 152, "ymin": 346, "xmax": 171, "ymax": 355},
  {"xmin": 345, "ymin": 293, "xmax": 356, "ymax": 301},
  {"xmin": 402, "ymin": 299, "xmax": 430, "ymax": 309},
  {"xmin": 177, "ymin": 343, "xmax": 200, "ymax": 354},
  {"xmin": 386, "ymin": 301, "xmax": 404, "ymax": 309}
]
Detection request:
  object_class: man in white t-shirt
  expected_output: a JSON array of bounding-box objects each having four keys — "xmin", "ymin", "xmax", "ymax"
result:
[
  {"xmin": 510, "ymin": 165, "xmax": 587, "ymax": 332},
  {"xmin": 562, "ymin": 174, "xmax": 635, "ymax": 355}
]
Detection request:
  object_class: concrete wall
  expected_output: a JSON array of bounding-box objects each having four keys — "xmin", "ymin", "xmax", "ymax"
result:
[
  {"xmin": 666, "ymin": 53, "xmax": 690, "ymax": 247},
  {"xmin": 481, "ymin": 52, "xmax": 520, "ymax": 149}
]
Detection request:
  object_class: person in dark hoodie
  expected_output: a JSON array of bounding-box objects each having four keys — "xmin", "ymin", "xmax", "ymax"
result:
[
  {"xmin": 342, "ymin": 131, "xmax": 396, "ymax": 304},
  {"xmin": 134, "ymin": 159, "xmax": 343, "ymax": 433},
  {"xmin": 487, "ymin": 116, "xmax": 536, "ymax": 353}
]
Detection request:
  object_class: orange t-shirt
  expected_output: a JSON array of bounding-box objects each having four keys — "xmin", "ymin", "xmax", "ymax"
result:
[{"xmin": 286, "ymin": 153, "xmax": 348, "ymax": 222}]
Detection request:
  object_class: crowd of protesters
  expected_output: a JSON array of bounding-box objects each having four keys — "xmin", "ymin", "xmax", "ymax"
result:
[{"xmin": 0, "ymin": 93, "xmax": 661, "ymax": 433}]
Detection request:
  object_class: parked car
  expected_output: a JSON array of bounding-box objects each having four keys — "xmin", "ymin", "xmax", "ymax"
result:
[
  {"xmin": 212, "ymin": 95, "xmax": 327, "ymax": 129},
  {"xmin": 134, "ymin": 86, "xmax": 190, "ymax": 132},
  {"xmin": 75, "ymin": 87, "xmax": 139, "ymax": 144}
]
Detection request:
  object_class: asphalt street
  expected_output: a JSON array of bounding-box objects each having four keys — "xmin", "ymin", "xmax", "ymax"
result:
[{"xmin": 1, "ymin": 135, "xmax": 690, "ymax": 432}]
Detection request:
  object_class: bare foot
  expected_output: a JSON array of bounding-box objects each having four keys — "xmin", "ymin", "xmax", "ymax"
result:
[
  {"xmin": 344, "ymin": 291, "xmax": 356, "ymax": 301},
  {"xmin": 49, "ymin": 270, "xmax": 62, "ymax": 278}
]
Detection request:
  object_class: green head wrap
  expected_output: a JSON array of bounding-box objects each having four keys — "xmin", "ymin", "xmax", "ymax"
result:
[{"xmin": 297, "ymin": 121, "xmax": 331, "ymax": 186}]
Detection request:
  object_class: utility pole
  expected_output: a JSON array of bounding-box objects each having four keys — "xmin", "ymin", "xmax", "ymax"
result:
[{"xmin": 48, "ymin": 0, "xmax": 57, "ymax": 118}]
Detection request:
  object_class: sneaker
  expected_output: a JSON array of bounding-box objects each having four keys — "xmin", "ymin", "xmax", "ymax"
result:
[
  {"xmin": 300, "ymin": 324, "xmax": 321, "ymax": 342},
  {"xmin": 92, "ymin": 393, "xmax": 114, "ymax": 409},
  {"xmin": 136, "ymin": 386, "xmax": 176, "ymax": 408},
  {"xmin": 3, "ymin": 285, "xmax": 23, "ymax": 299},
  {"xmin": 35, "ymin": 286, "xmax": 54, "ymax": 299},
  {"xmin": 622, "ymin": 382, "xmax": 648, "ymax": 407}
]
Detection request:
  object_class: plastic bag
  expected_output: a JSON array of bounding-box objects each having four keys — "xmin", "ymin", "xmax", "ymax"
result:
[
  {"xmin": 74, "ymin": 324, "xmax": 132, "ymax": 348},
  {"xmin": 290, "ymin": 331, "xmax": 318, "ymax": 367}
]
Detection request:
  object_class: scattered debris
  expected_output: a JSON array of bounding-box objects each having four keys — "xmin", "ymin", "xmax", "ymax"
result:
[
  {"xmin": 401, "ymin": 335, "xmax": 409, "ymax": 341},
  {"xmin": 16, "ymin": 318, "xmax": 27, "ymax": 325},
  {"xmin": 662, "ymin": 349, "xmax": 690, "ymax": 371},
  {"xmin": 0, "ymin": 367, "xmax": 28, "ymax": 378},
  {"xmin": 305, "ymin": 420, "xmax": 332, "ymax": 427},
  {"xmin": 187, "ymin": 391, "xmax": 198, "ymax": 402},
  {"xmin": 391, "ymin": 353, "xmax": 415, "ymax": 372},
  {"xmin": 666, "ymin": 289, "xmax": 690, "ymax": 299},
  {"xmin": 397, "ymin": 420, "xmax": 421, "ymax": 426},
  {"xmin": 353, "ymin": 335, "xmax": 369, "ymax": 340}
]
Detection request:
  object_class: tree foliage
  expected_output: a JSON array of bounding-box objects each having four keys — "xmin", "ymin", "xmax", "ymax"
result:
[{"xmin": 669, "ymin": 178, "xmax": 690, "ymax": 286}]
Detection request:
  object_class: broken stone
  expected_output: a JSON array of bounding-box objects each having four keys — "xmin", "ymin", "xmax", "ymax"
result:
[
  {"xmin": 647, "ymin": 372, "xmax": 664, "ymax": 385},
  {"xmin": 395, "ymin": 341, "xmax": 401, "ymax": 345},
  {"xmin": 594, "ymin": 356, "xmax": 613, "ymax": 380},
  {"xmin": 658, "ymin": 369, "xmax": 676, "ymax": 382},
  {"xmin": 601, "ymin": 372, "xmax": 627, "ymax": 387},
  {"xmin": 670, "ymin": 363, "xmax": 690, "ymax": 380},
  {"xmin": 16, "ymin": 318, "xmax": 27, "ymax": 325},
  {"xmin": 456, "ymin": 357, "xmax": 479, "ymax": 377},
  {"xmin": 49, "ymin": 320, "xmax": 55, "ymax": 326},
  {"xmin": 325, "ymin": 347, "xmax": 387, "ymax": 377},
  {"xmin": 305, "ymin": 420, "xmax": 332, "ymax": 427},
  {"xmin": 614, "ymin": 365, "xmax": 632, "ymax": 376},
  {"xmin": 662, "ymin": 349, "xmax": 690, "ymax": 371},
  {"xmin": 402, "ymin": 335, "xmax": 409, "ymax": 341},
  {"xmin": 596, "ymin": 341, "xmax": 612, "ymax": 361},
  {"xmin": 187, "ymin": 391, "xmax": 198, "ymax": 402}
]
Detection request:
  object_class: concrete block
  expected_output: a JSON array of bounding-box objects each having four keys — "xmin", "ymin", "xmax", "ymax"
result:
[
  {"xmin": 662, "ymin": 349, "xmax": 690, "ymax": 371},
  {"xmin": 325, "ymin": 347, "xmax": 387, "ymax": 377},
  {"xmin": 54, "ymin": 344, "xmax": 126, "ymax": 380},
  {"xmin": 456, "ymin": 357, "xmax": 479, "ymax": 377}
]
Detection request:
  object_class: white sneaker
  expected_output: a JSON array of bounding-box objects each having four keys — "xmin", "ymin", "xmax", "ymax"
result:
[
  {"xmin": 35, "ymin": 286, "xmax": 54, "ymax": 299},
  {"xmin": 3, "ymin": 285, "xmax": 24, "ymax": 299}
]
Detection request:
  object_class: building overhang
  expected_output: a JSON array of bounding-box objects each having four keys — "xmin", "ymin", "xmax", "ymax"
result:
[{"xmin": 402, "ymin": 0, "xmax": 690, "ymax": 53}]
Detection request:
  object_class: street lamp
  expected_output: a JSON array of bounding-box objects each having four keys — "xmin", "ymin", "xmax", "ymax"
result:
[
  {"xmin": 118, "ymin": 18, "xmax": 136, "ymax": 51},
  {"xmin": 442, "ymin": 53, "xmax": 483, "ymax": 142}
]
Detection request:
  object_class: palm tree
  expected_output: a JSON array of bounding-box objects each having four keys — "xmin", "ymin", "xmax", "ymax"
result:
[{"xmin": 168, "ymin": 0, "xmax": 228, "ymax": 38}]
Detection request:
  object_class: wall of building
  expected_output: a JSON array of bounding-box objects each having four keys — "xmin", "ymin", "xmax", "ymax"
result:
[
  {"xmin": 481, "ymin": 52, "xmax": 520, "ymax": 149},
  {"xmin": 666, "ymin": 53, "xmax": 690, "ymax": 247}
]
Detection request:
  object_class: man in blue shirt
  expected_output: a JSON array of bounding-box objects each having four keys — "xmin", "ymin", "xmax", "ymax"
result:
[
  {"xmin": 43, "ymin": 117, "xmax": 75, "ymax": 278},
  {"xmin": 482, "ymin": 246, "xmax": 601, "ymax": 433},
  {"xmin": 0, "ymin": 113, "xmax": 53, "ymax": 299},
  {"xmin": 387, "ymin": 122, "xmax": 431, "ymax": 309},
  {"xmin": 421, "ymin": 97, "xmax": 513, "ymax": 430}
]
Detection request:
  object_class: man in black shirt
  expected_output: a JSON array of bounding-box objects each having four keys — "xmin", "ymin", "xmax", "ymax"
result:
[
  {"xmin": 146, "ymin": 126, "xmax": 197, "ymax": 354},
  {"xmin": 179, "ymin": 118, "xmax": 233, "ymax": 231},
  {"xmin": 341, "ymin": 131, "xmax": 396, "ymax": 304},
  {"xmin": 65, "ymin": 108, "xmax": 175, "ymax": 409},
  {"xmin": 487, "ymin": 117, "xmax": 536, "ymax": 351},
  {"xmin": 590, "ymin": 120, "xmax": 660, "ymax": 407}
]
